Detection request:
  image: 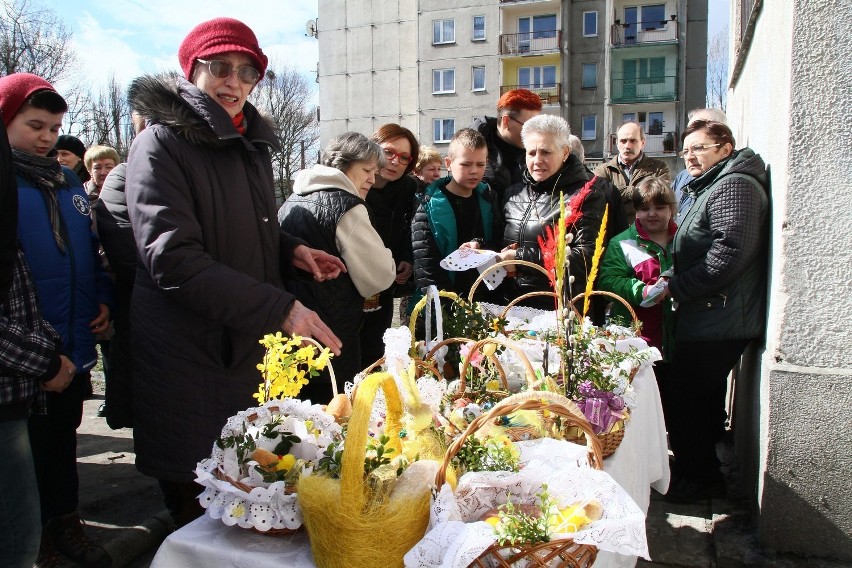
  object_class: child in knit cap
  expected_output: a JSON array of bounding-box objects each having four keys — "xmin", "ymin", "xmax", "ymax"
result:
[{"xmin": 0, "ymin": 72, "xmax": 113, "ymax": 567}]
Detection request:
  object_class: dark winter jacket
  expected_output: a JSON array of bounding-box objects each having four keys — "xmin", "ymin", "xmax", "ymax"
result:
[
  {"xmin": 412, "ymin": 177, "xmax": 502, "ymax": 297},
  {"xmin": 126, "ymin": 75, "xmax": 299, "ymax": 482},
  {"xmin": 472, "ymin": 116, "xmax": 526, "ymax": 203},
  {"xmin": 279, "ymin": 165, "xmax": 395, "ymax": 390},
  {"xmin": 594, "ymin": 153, "xmax": 670, "ymax": 223},
  {"xmin": 0, "ymin": 122, "xmax": 17, "ymax": 305},
  {"xmin": 502, "ymin": 155, "xmax": 609, "ymax": 306},
  {"xmin": 16, "ymin": 166, "xmax": 112, "ymax": 372},
  {"xmin": 364, "ymin": 174, "xmax": 417, "ymax": 298},
  {"xmin": 668, "ymin": 148, "xmax": 769, "ymax": 341},
  {"xmin": 0, "ymin": 250, "xmax": 63, "ymax": 421}
]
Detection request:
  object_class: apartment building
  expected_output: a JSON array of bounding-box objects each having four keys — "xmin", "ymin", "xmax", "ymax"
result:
[{"xmin": 316, "ymin": 0, "xmax": 707, "ymax": 172}]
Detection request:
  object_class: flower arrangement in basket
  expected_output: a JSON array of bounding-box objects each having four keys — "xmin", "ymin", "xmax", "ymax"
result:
[{"xmin": 195, "ymin": 333, "xmax": 342, "ymax": 534}]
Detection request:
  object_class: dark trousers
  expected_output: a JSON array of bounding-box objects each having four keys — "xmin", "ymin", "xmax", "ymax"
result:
[
  {"xmin": 158, "ymin": 479, "xmax": 204, "ymax": 528},
  {"xmin": 360, "ymin": 296, "xmax": 394, "ymax": 369},
  {"xmin": 104, "ymin": 287, "xmax": 134, "ymax": 429},
  {"xmin": 28, "ymin": 372, "xmax": 87, "ymax": 523},
  {"xmin": 652, "ymin": 360, "xmax": 672, "ymax": 427},
  {"xmin": 667, "ymin": 338, "xmax": 750, "ymax": 483}
]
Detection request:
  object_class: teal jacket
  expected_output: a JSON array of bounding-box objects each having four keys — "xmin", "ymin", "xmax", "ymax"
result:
[{"xmin": 598, "ymin": 220, "xmax": 674, "ymax": 358}]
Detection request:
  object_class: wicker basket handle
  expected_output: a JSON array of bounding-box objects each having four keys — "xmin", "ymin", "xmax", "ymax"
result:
[
  {"xmin": 457, "ymin": 336, "xmax": 540, "ymax": 392},
  {"xmin": 300, "ymin": 336, "xmax": 339, "ymax": 398},
  {"xmin": 435, "ymin": 395, "xmax": 604, "ymax": 487},
  {"xmin": 569, "ymin": 290, "xmax": 639, "ymax": 328},
  {"xmin": 339, "ymin": 372, "xmax": 404, "ymax": 515},
  {"xmin": 408, "ymin": 289, "xmax": 462, "ymax": 351},
  {"xmin": 422, "ymin": 336, "xmax": 507, "ymax": 392},
  {"xmin": 361, "ymin": 357, "xmax": 443, "ymax": 382},
  {"xmin": 467, "ymin": 259, "xmax": 551, "ymax": 304}
]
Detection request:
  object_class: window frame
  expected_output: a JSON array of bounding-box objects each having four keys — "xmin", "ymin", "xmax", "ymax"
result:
[
  {"xmin": 640, "ymin": 4, "xmax": 666, "ymax": 31},
  {"xmin": 432, "ymin": 68, "xmax": 456, "ymax": 94},
  {"xmin": 517, "ymin": 65, "xmax": 558, "ymax": 89},
  {"xmin": 433, "ymin": 118, "xmax": 455, "ymax": 143},
  {"xmin": 581, "ymin": 114, "xmax": 597, "ymax": 140},
  {"xmin": 472, "ymin": 15, "xmax": 486, "ymax": 41},
  {"xmin": 471, "ymin": 65, "xmax": 486, "ymax": 92},
  {"xmin": 582, "ymin": 11, "xmax": 598, "ymax": 37},
  {"xmin": 581, "ymin": 62, "xmax": 597, "ymax": 89},
  {"xmin": 433, "ymin": 19, "xmax": 456, "ymax": 45}
]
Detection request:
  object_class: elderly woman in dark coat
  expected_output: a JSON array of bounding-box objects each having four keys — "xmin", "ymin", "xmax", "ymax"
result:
[
  {"xmin": 279, "ymin": 133, "xmax": 396, "ymax": 395},
  {"xmin": 498, "ymin": 114, "xmax": 610, "ymax": 306},
  {"xmin": 664, "ymin": 120, "xmax": 769, "ymax": 503},
  {"xmin": 126, "ymin": 18, "xmax": 344, "ymax": 526}
]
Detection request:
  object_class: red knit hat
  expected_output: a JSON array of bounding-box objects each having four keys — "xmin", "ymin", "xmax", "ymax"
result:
[
  {"xmin": 0, "ymin": 73, "xmax": 58, "ymax": 127},
  {"xmin": 178, "ymin": 17, "xmax": 268, "ymax": 80}
]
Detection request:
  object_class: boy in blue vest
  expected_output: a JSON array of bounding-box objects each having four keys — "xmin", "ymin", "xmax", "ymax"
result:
[
  {"xmin": 0, "ymin": 72, "xmax": 112, "ymax": 567},
  {"xmin": 412, "ymin": 128, "xmax": 503, "ymax": 300}
]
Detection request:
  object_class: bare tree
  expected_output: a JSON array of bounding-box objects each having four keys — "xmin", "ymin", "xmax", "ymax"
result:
[
  {"xmin": 87, "ymin": 75, "xmax": 134, "ymax": 159},
  {"xmin": 250, "ymin": 63, "xmax": 319, "ymax": 201},
  {"xmin": 0, "ymin": 0, "xmax": 78, "ymax": 83},
  {"xmin": 706, "ymin": 25, "xmax": 729, "ymax": 112}
]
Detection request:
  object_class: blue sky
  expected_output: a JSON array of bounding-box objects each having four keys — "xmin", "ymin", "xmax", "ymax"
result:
[{"xmin": 49, "ymin": 0, "xmax": 729, "ymax": 94}]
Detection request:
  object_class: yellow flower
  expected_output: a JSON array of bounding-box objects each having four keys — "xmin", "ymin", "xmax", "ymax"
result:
[{"xmin": 549, "ymin": 504, "xmax": 592, "ymax": 534}]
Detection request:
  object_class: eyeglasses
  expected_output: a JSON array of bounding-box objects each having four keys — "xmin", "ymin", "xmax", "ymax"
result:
[
  {"xmin": 508, "ymin": 115, "xmax": 527, "ymax": 128},
  {"xmin": 383, "ymin": 148, "xmax": 412, "ymax": 165},
  {"xmin": 679, "ymin": 143, "xmax": 722, "ymax": 158},
  {"xmin": 196, "ymin": 58, "xmax": 260, "ymax": 85}
]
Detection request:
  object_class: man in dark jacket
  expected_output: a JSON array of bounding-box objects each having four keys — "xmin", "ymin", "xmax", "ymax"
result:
[
  {"xmin": 471, "ymin": 88, "xmax": 542, "ymax": 203},
  {"xmin": 126, "ymin": 18, "xmax": 345, "ymax": 527}
]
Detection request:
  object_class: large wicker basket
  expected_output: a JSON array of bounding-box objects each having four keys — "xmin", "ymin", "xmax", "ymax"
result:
[{"xmin": 436, "ymin": 390, "xmax": 603, "ymax": 568}]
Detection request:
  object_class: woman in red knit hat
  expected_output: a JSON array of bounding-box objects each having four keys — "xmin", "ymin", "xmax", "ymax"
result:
[{"xmin": 125, "ymin": 18, "xmax": 345, "ymax": 527}]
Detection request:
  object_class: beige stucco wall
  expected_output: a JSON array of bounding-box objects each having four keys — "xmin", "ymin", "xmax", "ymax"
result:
[{"xmin": 727, "ymin": 0, "xmax": 852, "ymax": 560}]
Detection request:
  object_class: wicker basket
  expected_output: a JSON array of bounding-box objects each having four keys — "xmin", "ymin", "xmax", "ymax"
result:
[
  {"xmin": 298, "ymin": 372, "xmax": 431, "ymax": 568},
  {"xmin": 435, "ymin": 391, "xmax": 603, "ymax": 568},
  {"xmin": 570, "ymin": 290, "xmax": 640, "ymax": 330}
]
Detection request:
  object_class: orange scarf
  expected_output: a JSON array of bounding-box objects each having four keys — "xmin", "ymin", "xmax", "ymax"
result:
[{"xmin": 232, "ymin": 111, "xmax": 246, "ymax": 135}]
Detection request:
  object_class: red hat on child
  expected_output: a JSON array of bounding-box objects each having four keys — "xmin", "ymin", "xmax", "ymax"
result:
[
  {"xmin": 0, "ymin": 73, "xmax": 57, "ymax": 127},
  {"xmin": 178, "ymin": 17, "xmax": 268, "ymax": 81}
]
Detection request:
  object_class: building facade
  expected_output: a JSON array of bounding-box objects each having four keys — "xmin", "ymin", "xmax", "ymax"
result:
[{"xmin": 317, "ymin": 0, "xmax": 707, "ymax": 172}]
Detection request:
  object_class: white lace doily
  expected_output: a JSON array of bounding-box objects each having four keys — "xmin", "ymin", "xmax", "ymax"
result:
[
  {"xmin": 404, "ymin": 438, "xmax": 648, "ymax": 567},
  {"xmin": 195, "ymin": 398, "xmax": 342, "ymax": 532}
]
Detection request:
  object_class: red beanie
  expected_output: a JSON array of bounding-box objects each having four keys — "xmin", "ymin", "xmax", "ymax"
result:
[
  {"xmin": 178, "ymin": 17, "xmax": 268, "ymax": 81},
  {"xmin": 0, "ymin": 73, "xmax": 58, "ymax": 127}
]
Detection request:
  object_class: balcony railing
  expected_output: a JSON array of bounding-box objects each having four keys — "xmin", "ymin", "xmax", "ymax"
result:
[
  {"xmin": 610, "ymin": 76, "xmax": 677, "ymax": 103},
  {"xmin": 499, "ymin": 30, "xmax": 561, "ymax": 55},
  {"xmin": 500, "ymin": 83, "xmax": 562, "ymax": 105},
  {"xmin": 609, "ymin": 131, "xmax": 678, "ymax": 155},
  {"xmin": 610, "ymin": 19, "xmax": 678, "ymax": 46}
]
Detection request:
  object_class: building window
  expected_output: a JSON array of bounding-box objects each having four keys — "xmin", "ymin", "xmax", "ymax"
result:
[
  {"xmin": 433, "ymin": 119, "xmax": 455, "ymax": 143},
  {"xmin": 648, "ymin": 111, "xmax": 664, "ymax": 135},
  {"xmin": 433, "ymin": 19, "xmax": 455, "ymax": 44},
  {"xmin": 517, "ymin": 14, "xmax": 557, "ymax": 52},
  {"xmin": 623, "ymin": 57, "xmax": 666, "ymax": 84},
  {"xmin": 472, "ymin": 16, "xmax": 486, "ymax": 41},
  {"xmin": 583, "ymin": 11, "xmax": 598, "ymax": 37},
  {"xmin": 518, "ymin": 65, "xmax": 557, "ymax": 89},
  {"xmin": 581, "ymin": 115, "xmax": 596, "ymax": 140},
  {"xmin": 581, "ymin": 63, "xmax": 597, "ymax": 89},
  {"xmin": 432, "ymin": 69, "xmax": 455, "ymax": 94},
  {"xmin": 640, "ymin": 4, "xmax": 666, "ymax": 30},
  {"xmin": 472, "ymin": 66, "xmax": 486, "ymax": 91}
]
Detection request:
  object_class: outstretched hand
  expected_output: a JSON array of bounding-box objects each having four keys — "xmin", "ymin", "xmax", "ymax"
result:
[
  {"xmin": 292, "ymin": 245, "xmax": 347, "ymax": 282},
  {"xmin": 282, "ymin": 300, "xmax": 342, "ymax": 355}
]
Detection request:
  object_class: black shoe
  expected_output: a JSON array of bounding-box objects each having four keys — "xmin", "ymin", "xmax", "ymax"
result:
[
  {"xmin": 665, "ymin": 477, "xmax": 726, "ymax": 504},
  {"xmin": 34, "ymin": 534, "xmax": 75, "ymax": 567},
  {"xmin": 45, "ymin": 511, "xmax": 113, "ymax": 567},
  {"xmin": 97, "ymin": 403, "xmax": 108, "ymax": 417}
]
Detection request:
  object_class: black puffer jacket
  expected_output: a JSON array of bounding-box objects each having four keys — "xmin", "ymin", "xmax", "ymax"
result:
[
  {"xmin": 126, "ymin": 75, "xmax": 297, "ymax": 482},
  {"xmin": 365, "ymin": 174, "xmax": 417, "ymax": 298},
  {"xmin": 503, "ymin": 154, "xmax": 608, "ymax": 305}
]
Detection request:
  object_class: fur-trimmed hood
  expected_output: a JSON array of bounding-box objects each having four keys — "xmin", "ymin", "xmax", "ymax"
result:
[{"xmin": 127, "ymin": 74, "xmax": 279, "ymax": 151}]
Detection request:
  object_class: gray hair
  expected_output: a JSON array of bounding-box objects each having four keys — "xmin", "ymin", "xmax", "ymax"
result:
[
  {"xmin": 687, "ymin": 107, "xmax": 728, "ymax": 125},
  {"xmin": 567, "ymin": 134, "xmax": 585, "ymax": 162},
  {"xmin": 320, "ymin": 132, "xmax": 385, "ymax": 172},
  {"xmin": 521, "ymin": 114, "xmax": 571, "ymax": 149}
]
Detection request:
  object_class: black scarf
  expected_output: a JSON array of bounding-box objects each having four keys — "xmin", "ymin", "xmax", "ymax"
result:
[{"xmin": 12, "ymin": 148, "xmax": 69, "ymax": 253}]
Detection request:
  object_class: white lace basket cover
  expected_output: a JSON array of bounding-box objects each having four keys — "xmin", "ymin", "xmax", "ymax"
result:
[
  {"xmin": 404, "ymin": 438, "xmax": 649, "ymax": 568},
  {"xmin": 195, "ymin": 398, "xmax": 342, "ymax": 532}
]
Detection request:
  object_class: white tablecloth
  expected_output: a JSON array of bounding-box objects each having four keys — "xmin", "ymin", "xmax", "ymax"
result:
[{"xmin": 152, "ymin": 364, "xmax": 669, "ymax": 568}]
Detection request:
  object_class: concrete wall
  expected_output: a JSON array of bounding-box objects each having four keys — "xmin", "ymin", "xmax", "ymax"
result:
[
  {"xmin": 727, "ymin": 0, "xmax": 852, "ymax": 560},
  {"xmin": 567, "ymin": 0, "xmax": 607, "ymax": 158},
  {"xmin": 682, "ymin": 0, "xmax": 707, "ymax": 113}
]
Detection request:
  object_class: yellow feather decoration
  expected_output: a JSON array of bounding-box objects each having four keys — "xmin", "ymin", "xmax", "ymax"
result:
[{"xmin": 583, "ymin": 204, "xmax": 609, "ymax": 317}]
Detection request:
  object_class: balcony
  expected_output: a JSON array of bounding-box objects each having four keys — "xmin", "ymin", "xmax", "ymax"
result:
[
  {"xmin": 609, "ymin": 131, "xmax": 678, "ymax": 155},
  {"xmin": 500, "ymin": 31, "xmax": 561, "ymax": 55},
  {"xmin": 500, "ymin": 83, "xmax": 562, "ymax": 105},
  {"xmin": 610, "ymin": 18, "xmax": 678, "ymax": 46},
  {"xmin": 610, "ymin": 76, "xmax": 677, "ymax": 104}
]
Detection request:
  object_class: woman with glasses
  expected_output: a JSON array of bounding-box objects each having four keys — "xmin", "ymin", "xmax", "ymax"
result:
[
  {"xmin": 359, "ymin": 124, "xmax": 420, "ymax": 368},
  {"xmin": 664, "ymin": 120, "xmax": 769, "ymax": 503},
  {"xmin": 125, "ymin": 17, "xmax": 344, "ymax": 527}
]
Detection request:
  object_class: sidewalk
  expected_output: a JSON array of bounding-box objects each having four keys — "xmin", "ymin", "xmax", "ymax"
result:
[{"xmin": 77, "ymin": 378, "xmax": 847, "ymax": 568}]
